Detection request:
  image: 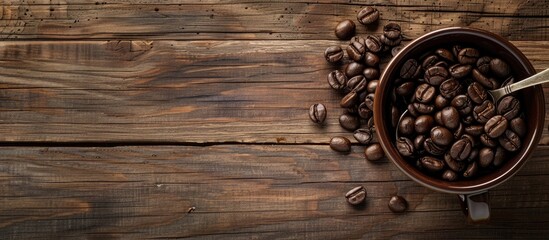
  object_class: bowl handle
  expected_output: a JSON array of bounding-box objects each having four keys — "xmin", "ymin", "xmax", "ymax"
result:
[{"xmin": 457, "ymin": 192, "xmax": 490, "ymax": 223}]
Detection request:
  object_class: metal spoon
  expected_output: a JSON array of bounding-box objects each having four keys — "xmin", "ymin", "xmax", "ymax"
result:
[{"xmin": 396, "ymin": 68, "xmax": 549, "ymax": 140}]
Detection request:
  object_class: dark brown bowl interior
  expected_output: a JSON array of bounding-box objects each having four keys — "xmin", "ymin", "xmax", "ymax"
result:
[{"xmin": 374, "ymin": 27, "xmax": 545, "ymax": 194}]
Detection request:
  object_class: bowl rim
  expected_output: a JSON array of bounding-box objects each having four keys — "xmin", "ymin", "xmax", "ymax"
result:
[{"xmin": 374, "ymin": 27, "xmax": 545, "ymax": 194}]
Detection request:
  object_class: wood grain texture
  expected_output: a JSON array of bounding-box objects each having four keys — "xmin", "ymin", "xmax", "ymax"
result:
[
  {"xmin": 0, "ymin": 145, "xmax": 549, "ymax": 239},
  {"xmin": 1, "ymin": 0, "xmax": 549, "ymax": 41},
  {"xmin": 0, "ymin": 40, "xmax": 548, "ymax": 143}
]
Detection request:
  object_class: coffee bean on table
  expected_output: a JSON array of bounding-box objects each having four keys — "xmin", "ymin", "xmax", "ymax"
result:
[
  {"xmin": 348, "ymin": 75, "xmax": 368, "ymax": 93},
  {"xmin": 358, "ymin": 102, "xmax": 372, "ymax": 119},
  {"xmin": 325, "ymin": 46, "xmax": 344, "ymax": 63},
  {"xmin": 364, "ymin": 52, "xmax": 380, "ymax": 67},
  {"xmin": 391, "ymin": 45, "xmax": 403, "ymax": 57},
  {"xmin": 457, "ymin": 48, "xmax": 480, "ymax": 64},
  {"xmin": 330, "ymin": 136, "xmax": 352, "ymax": 153},
  {"xmin": 335, "ymin": 19, "xmax": 356, "ymax": 40},
  {"xmin": 380, "ymin": 34, "xmax": 402, "ymax": 47},
  {"xmin": 365, "ymin": 35, "xmax": 383, "ymax": 53},
  {"xmin": 367, "ymin": 80, "xmax": 379, "ymax": 93},
  {"xmin": 414, "ymin": 115, "xmax": 434, "ymax": 134},
  {"xmin": 430, "ymin": 126, "xmax": 453, "ymax": 146},
  {"xmin": 479, "ymin": 147, "xmax": 495, "ymax": 168},
  {"xmin": 339, "ymin": 113, "xmax": 360, "ymax": 131},
  {"xmin": 498, "ymin": 130, "xmax": 521, "ymax": 152},
  {"xmin": 354, "ymin": 128, "xmax": 375, "ymax": 145},
  {"xmin": 467, "ymin": 82, "xmax": 488, "ymax": 104},
  {"xmin": 510, "ymin": 117, "xmax": 527, "ymax": 137},
  {"xmin": 420, "ymin": 156, "xmax": 445, "ymax": 171},
  {"xmin": 340, "ymin": 91, "xmax": 358, "ymax": 108},
  {"xmin": 357, "ymin": 6, "xmax": 379, "ymax": 25},
  {"xmin": 346, "ymin": 186, "xmax": 366, "ymax": 205},
  {"xmin": 497, "ymin": 95, "xmax": 520, "ymax": 120},
  {"xmin": 364, "ymin": 93, "xmax": 375, "ymax": 110},
  {"xmin": 490, "ymin": 58, "xmax": 510, "ymax": 78},
  {"xmin": 365, "ymin": 143, "xmax": 385, "ymax": 161},
  {"xmin": 383, "ymin": 23, "xmax": 402, "ymax": 39},
  {"xmin": 309, "ymin": 103, "xmax": 327, "ymax": 124},
  {"xmin": 328, "ymin": 70, "xmax": 348, "ymax": 91},
  {"xmin": 397, "ymin": 137, "xmax": 414, "ymax": 157},
  {"xmin": 347, "ymin": 40, "xmax": 366, "ymax": 61},
  {"xmin": 363, "ymin": 67, "xmax": 380, "ymax": 80},
  {"xmin": 484, "ymin": 115, "xmax": 508, "ymax": 138},
  {"xmin": 388, "ymin": 195, "xmax": 408, "ymax": 213},
  {"xmin": 345, "ymin": 62, "xmax": 366, "ymax": 78}
]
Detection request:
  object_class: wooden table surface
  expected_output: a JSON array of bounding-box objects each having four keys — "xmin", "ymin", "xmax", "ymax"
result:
[{"xmin": 1, "ymin": 1, "xmax": 549, "ymax": 239}]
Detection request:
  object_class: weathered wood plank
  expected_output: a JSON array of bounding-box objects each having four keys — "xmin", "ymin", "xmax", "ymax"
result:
[
  {"xmin": 1, "ymin": 1, "xmax": 549, "ymax": 40},
  {"xmin": 0, "ymin": 40, "xmax": 548, "ymax": 144},
  {"xmin": 0, "ymin": 145, "xmax": 548, "ymax": 239}
]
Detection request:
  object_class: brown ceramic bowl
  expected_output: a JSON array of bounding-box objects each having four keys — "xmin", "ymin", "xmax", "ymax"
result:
[{"xmin": 374, "ymin": 27, "xmax": 545, "ymax": 195}]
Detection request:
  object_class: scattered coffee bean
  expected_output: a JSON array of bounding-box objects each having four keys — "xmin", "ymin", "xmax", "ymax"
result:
[
  {"xmin": 309, "ymin": 103, "xmax": 327, "ymax": 124},
  {"xmin": 364, "ymin": 52, "xmax": 380, "ymax": 67},
  {"xmin": 330, "ymin": 136, "xmax": 352, "ymax": 153},
  {"xmin": 363, "ymin": 67, "xmax": 380, "ymax": 80},
  {"xmin": 354, "ymin": 128, "xmax": 375, "ymax": 145},
  {"xmin": 328, "ymin": 70, "xmax": 348, "ymax": 91},
  {"xmin": 388, "ymin": 195, "xmax": 408, "ymax": 213},
  {"xmin": 339, "ymin": 113, "xmax": 360, "ymax": 131},
  {"xmin": 365, "ymin": 143, "xmax": 385, "ymax": 161},
  {"xmin": 346, "ymin": 186, "xmax": 366, "ymax": 205},
  {"xmin": 347, "ymin": 40, "xmax": 366, "ymax": 61},
  {"xmin": 357, "ymin": 6, "xmax": 379, "ymax": 25},
  {"xmin": 335, "ymin": 20, "xmax": 356, "ymax": 40},
  {"xmin": 345, "ymin": 62, "xmax": 366, "ymax": 78},
  {"xmin": 325, "ymin": 46, "xmax": 344, "ymax": 63},
  {"xmin": 365, "ymin": 35, "xmax": 383, "ymax": 53}
]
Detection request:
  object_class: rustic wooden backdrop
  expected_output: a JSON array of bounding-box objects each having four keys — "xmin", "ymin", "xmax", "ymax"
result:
[{"xmin": 1, "ymin": 0, "xmax": 549, "ymax": 239}]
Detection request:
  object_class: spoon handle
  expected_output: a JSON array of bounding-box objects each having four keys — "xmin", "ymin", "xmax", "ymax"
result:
[{"xmin": 490, "ymin": 68, "xmax": 549, "ymax": 101}]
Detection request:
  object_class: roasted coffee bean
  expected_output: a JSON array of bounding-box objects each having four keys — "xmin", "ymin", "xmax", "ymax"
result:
[
  {"xmin": 364, "ymin": 52, "xmax": 380, "ymax": 67},
  {"xmin": 358, "ymin": 102, "xmax": 372, "ymax": 119},
  {"xmin": 441, "ymin": 106, "xmax": 460, "ymax": 129},
  {"xmin": 350, "ymin": 36, "xmax": 365, "ymax": 44},
  {"xmin": 510, "ymin": 117, "xmax": 527, "ymax": 137},
  {"xmin": 414, "ymin": 135, "xmax": 426, "ymax": 151},
  {"xmin": 391, "ymin": 45, "xmax": 403, "ymax": 57},
  {"xmin": 473, "ymin": 100, "xmax": 496, "ymax": 123},
  {"xmin": 380, "ymin": 34, "xmax": 402, "ymax": 47},
  {"xmin": 450, "ymin": 138, "xmax": 472, "ymax": 161},
  {"xmin": 485, "ymin": 115, "xmax": 508, "ymax": 138},
  {"xmin": 364, "ymin": 93, "xmax": 375, "ymax": 110},
  {"xmin": 335, "ymin": 20, "xmax": 356, "ymax": 40},
  {"xmin": 431, "ymin": 126, "xmax": 453, "ymax": 146},
  {"xmin": 493, "ymin": 146, "xmax": 506, "ymax": 167},
  {"xmin": 422, "ymin": 55, "xmax": 439, "ymax": 69},
  {"xmin": 328, "ymin": 70, "xmax": 348, "ymax": 91},
  {"xmin": 476, "ymin": 56, "xmax": 492, "ymax": 75},
  {"xmin": 420, "ymin": 156, "xmax": 445, "ymax": 172},
  {"xmin": 464, "ymin": 125, "xmax": 484, "ymax": 136},
  {"xmin": 415, "ymin": 83, "xmax": 436, "ymax": 103},
  {"xmin": 434, "ymin": 95, "xmax": 449, "ymax": 109},
  {"xmin": 365, "ymin": 35, "xmax": 383, "ymax": 53},
  {"xmin": 442, "ymin": 170, "xmax": 458, "ymax": 181},
  {"xmin": 424, "ymin": 138, "xmax": 446, "ymax": 156},
  {"xmin": 407, "ymin": 103, "xmax": 420, "ymax": 117},
  {"xmin": 345, "ymin": 186, "xmax": 366, "ymax": 205},
  {"xmin": 480, "ymin": 134, "xmax": 497, "ymax": 148},
  {"xmin": 400, "ymin": 59, "xmax": 420, "ymax": 79},
  {"xmin": 366, "ymin": 116, "xmax": 375, "ymax": 129},
  {"xmin": 339, "ymin": 113, "xmax": 360, "ymax": 131},
  {"xmin": 434, "ymin": 60, "xmax": 449, "ymax": 68},
  {"xmin": 415, "ymin": 115, "xmax": 435, "ymax": 134},
  {"xmin": 363, "ymin": 67, "xmax": 380, "ymax": 80},
  {"xmin": 463, "ymin": 161, "xmax": 478, "ymax": 178},
  {"xmin": 479, "ymin": 147, "xmax": 495, "ymax": 168},
  {"xmin": 345, "ymin": 62, "xmax": 366, "ymax": 78},
  {"xmin": 365, "ymin": 143, "xmax": 385, "ymax": 161},
  {"xmin": 396, "ymin": 81, "xmax": 415, "ymax": 96},
  {"xmin": 467, "ymin": 148, "xmax": 479, "ymax": 162},
  {"xmin": 449, "ymin": 64, "xmax": 472, "ymax": 79},
  {"xmin": 444, "ymin": 153, "xmax": 467, "ymax": 172},
  {"xmin": 440, "ymin": 78, "xmax": 462, "ymax": 99},
  {"xmin": 398, "ymin": 116, "xmax": 415, "ymax": 135},
  {"xmin": 452, "ymin": 45, "xmax": 463, "ymax": 59},
  {"xmin": 472, "ymin": 69, "xmax": 499, "ymax": 89},
  {"xmin": 347, "ymin": 75, "xmax": 368, "ymax": 93},
  {"xmin": 397, "ymin": 137, "xmax": 414, "ymax": 157},
  {"xmin": 451, "ymin": 95, "xmax": 472, "ymax": 115},
  {"xmin": 383, "ymin": 23, "xmax": 402, "ymax": 39},
  {"xmin": 462, "ymin": 115, "xmax": 474, "ymax": 125},
  {"xmin": 490, "ymin": 58, "xmax": 510, "ymax": 78},
  {"xmin": 347, "ymin": 40, "xmax": 366, "ymax": 61},
  {"xmin": 454, "ymin": 123, "xmax": 464, "ymax": 140},
  {"xmin": 357, "ymin": 6, "xmax": 379, "ymax": 25},
  {"xmin": 325, "ymin": 46, "xmax": 344, "ymax": 63},
  {"xmin": 340, "ymin": 91, "xmax": 358, "ymax": 108},
  {"xmin": 458, "ymin": 48, "xmax": 480, "ymax": 64},
  {"xmin": 309, "ymin": 103, "xmax": 327, "ymax": 124},
  {"xmin": 461, "ymin": 134, "xmax": 477, "ymax": 148},
  {"xmin": 330, "ymin": 136, "xmax": 352, "ymax": 153},
  {"xmin": 354, "ymin": 128, "xmax": 375, "ymax": 145},
  {"xmin": 498, "ymin": 130, "xmax": 521, "ymax": 152},
  {"xmin": 434, "ymin": 111, "xmax": 443, "ymax": 125},
  {"xmin": 425, "ymin": 66, "xmax": 449, "ymax": 86},
  {"xmin": 391, "ymin": 106, "xmax": 400, "ymax": 128},
  {"xmin": 497, "ymin": 95, "xmax": 521, "ymax": 120},
  {"xmin": 467, "ymin": 82, "xmax": 487, "ymax": 104},
  {"xmin": 367, "ymin": 80, "xmax": 379, "ymax": 93},
  {"xmin": 413, "ymin": 102, "xmax": 435, "ymax": 114},
  {"xmin": 388, "ymin": 195, "xmax": 408, "ymax": 213},
  {"xmin": 436, "ymin": 48, "xmax": 455, "ymax": 62}
]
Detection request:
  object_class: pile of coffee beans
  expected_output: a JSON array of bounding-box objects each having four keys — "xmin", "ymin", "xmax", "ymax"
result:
[
  {"xmin": 392, "ymin": 46, "xmax": 526, "ymax": 181},
  {"xmin": 310, "ymin": 6, "xmax": 409, "ymax": 212}
]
